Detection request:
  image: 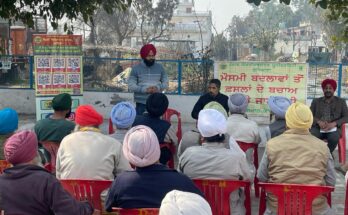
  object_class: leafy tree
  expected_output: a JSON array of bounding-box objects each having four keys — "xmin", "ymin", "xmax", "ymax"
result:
[
  {"xmin": 247, "ymin": 0, "xmax": 348, "ymax": 39},
  {"xmin": 211, "ymin": 33, "xmax": 230, "ymax": 61},
  {"xmin": 0, "ymin": 0, "xmax": 133, "ymax": 31},
  {"xmin": 133, "ymin": 0, "xmax": 179, "ymax": 44},
  {"xmin": 242, "ymin": 2, "xmax": 293, "ymax": 60}
]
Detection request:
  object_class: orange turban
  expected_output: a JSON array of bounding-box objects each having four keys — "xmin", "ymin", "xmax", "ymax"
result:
[
  {"xmin": 75, "ymin": 105, "xmax": 103, "ymax": 126},
  {"xmin": 140, "ymin": 44, "xmax": 157, "ymax": 59}
]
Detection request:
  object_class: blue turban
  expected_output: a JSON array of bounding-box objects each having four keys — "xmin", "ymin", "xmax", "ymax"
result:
[
  {"xmin": 110, "ymin": 102, "xmax": 136, "ymax": 129},
  {"xmin": 228, "ymin": 93, "xmax": 248, "ymax": 114},
  {"xmin": 268, "ymin": 96, "xmax": 291, "ymax": 119},
  {"xmin": 0, "ymin": 108, "xmax": 18, "ymax": 135}
]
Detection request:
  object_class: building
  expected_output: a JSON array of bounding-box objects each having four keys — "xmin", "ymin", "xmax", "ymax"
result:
[
  {"xmin": 124, "ymin": 0, "xmax": 212, "ymax": 59},
  {"xmin": 0, "ymin": 17, "xmax": 47, "ymax": 56},
  {"xmin": 274, "ymin": 21, "xmax": 326, "ymax": 62},
  {"xmin": 168, "ymin": 0, "xmax": 212, "ymax": 57}
]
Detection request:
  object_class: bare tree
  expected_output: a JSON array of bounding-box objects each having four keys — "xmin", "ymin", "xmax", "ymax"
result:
[
  {"xmin": 94, "ymin": 8, "xmax": 137, "ymax": 57},
  {"xmin": 133, "ymin": 0, "xmax": 179, "ymax": 44}
]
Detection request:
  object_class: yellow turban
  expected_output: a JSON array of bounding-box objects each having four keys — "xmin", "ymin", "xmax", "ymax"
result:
[
  {"xmin": 203, "ymin": 101, "xmax": 228, "ymax": 119},
  {"xmin": 285, "ymin": 102, "xmax": 313, "ymax": 129}
]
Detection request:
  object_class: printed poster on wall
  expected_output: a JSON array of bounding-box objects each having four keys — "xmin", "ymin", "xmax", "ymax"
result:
[
  {"xmin": 35, "ymin": 55, "xmax": 83, "ymax": 95},
  {"xmin": 215, "ymin": 62, "xmax": 307, "ymax": 117},
  {"xmin": 32, "ymin": 34, "xmax": 83, "ymax": 120}
]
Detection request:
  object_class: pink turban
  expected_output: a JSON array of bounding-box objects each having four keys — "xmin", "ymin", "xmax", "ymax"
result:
[
  {"xmin": 140, "ymin": 44, "xmax": 157, "ymax": 59},
  {"xmin": 75, "ymin": 105, "xmax": 103, "ymax": 126},
  {"xmin": 321, "ymin": 79, "xmax": 337, "ymax": 91},
  {"xmin": 4, "ymin": 131, "xmax": 38, "ymax": 165},
  {"xmin": 123, "ymin": 125, "xmax": 160, "ymax": 167}
]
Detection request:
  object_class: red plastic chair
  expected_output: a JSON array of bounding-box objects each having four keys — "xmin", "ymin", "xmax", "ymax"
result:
[
  {"xmin": 193, "ymin": 179, "xmax": 251, "ymax": 215},
  {"xmin": 338, "ymin": 123, "xmax": 346, "ymax": 164},
  {"xmin": 258, "ymin": 182, "xmax": 334, "ymax": 215},
  {"xmin": 109, "ymin": 118, "xmax": 115, "ymax": 134},
  {"xmin": 112, "ymin": 208, "xmax": 159, "ymax": 215},
  {"xmin": 40, "ymin": 141, "xmax": 60, "ymax": 174},
  {"xmin": 0, "ymin": 160, "xmax": 11, "ymax": 174},
  {"xmin": 60, "ymin": 179, "xmax": 112, "ymax": 211},
  {"xmin": 162, "ymin": 108, "xmax": 182, "ymax": 142},
  {"xmin": 162, "ymin": 108, "xmax": 182, "ymax": 169},
  {"xmin": 237, "ymin": 141, "xmax": 259, "ymax": 197}
]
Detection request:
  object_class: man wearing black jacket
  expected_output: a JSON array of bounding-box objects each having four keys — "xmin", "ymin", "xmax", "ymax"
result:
[{"xmin": 191, "ymin": 79, "xmax": 229, "ymax": 120}]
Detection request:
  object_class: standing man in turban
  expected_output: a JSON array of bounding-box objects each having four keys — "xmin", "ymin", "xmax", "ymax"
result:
[
  {"xmin": 257, "ymin": 102, "xmax": 336, "ymax": 215},
  {"xmin": 191, "ymin": 79, "xmax": 229, "ymax": 120},
  {"xmin": 0, "ymin": 131, "xmax": 94, "ymax": 215},
  {"xmin": 56, "ymin": 105, "xmax": 131, "ymax": 180},
  {"xmin": 179, "ymin": 109, "xmax": 252, "ymax": 214},
  {"xmin": 0, "ymin": 108, "xmax": 18, "ymax": 160},
  {"xmin": 128, "ymin": 43, "xmax": 168, "ymax": 115},
  {"xmin": 310, "ymin": 78, "xmax": 348, "ymax": 154},
  {"xmin": 109, "ymin": 101, "xmax": 136, "ymax": 143},
  {"xmin": 267, "ymin": 96, "xmax": 291, "ymax": 138},
  {"xmin": 34, "ymin": 93, "xmax": 75, "ymax": 173},
  {"xmin": 105, "ymin": 125, "xmax": 202, "ymax": 211}
]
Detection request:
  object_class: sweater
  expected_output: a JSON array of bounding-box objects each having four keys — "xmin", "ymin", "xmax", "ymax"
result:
[{"xmin": 128, "ymin": 61, "xmax": 168, "ymax": 104}]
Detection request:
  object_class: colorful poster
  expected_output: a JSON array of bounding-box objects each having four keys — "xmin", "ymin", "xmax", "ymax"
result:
[
  {"xmin": 33, "ymin": 35, "xmax": 83, "ymax": 120},
  {"xmin": 35, "ymin": 96, "xmax": 83, "ymax": 121},
  {"xmin": 215, "ymin": 62, "xmax": 307, "ymax": 117},
  {"xmin": 32, "ymin": 35, "xmax": 82, "ymax": 55},
  {"xmin": 34, "ymin": 55, "xmax": 83, "ymax": 95}
]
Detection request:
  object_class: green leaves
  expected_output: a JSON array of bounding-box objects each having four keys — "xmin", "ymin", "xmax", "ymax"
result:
[
  {"xmin": 247, "ymin": 0, "xmax": 348, "ymax": 44},
  {"xmin": 0, "ymin": 0, "xmax": 133, "ymax": 31},
  {"xmin": 316, "ymin": 0, "xmax": 328, "ymax": 9}
]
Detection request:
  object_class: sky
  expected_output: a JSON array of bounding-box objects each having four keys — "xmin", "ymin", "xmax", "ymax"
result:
[{"xmin": 194, "ymin": 0, "xmax": 253, "ymax": 33}]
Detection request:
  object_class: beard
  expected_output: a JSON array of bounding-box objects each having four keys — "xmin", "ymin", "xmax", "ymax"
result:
[
  {"xmin": 144, "ymin": 59, "xmax": 155, "ymax": 67},
  {"xmin": 65, "ymin": 109, "xmax": 72, "ymax": 118},
  {"xmin": 324, "ymin": 91, "xmax": 333, "ymax": 98}
]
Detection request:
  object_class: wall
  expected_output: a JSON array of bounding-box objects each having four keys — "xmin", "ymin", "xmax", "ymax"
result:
[{"xmin": 0, "ymin": 89, "xmax": 200, "ymax": 123}]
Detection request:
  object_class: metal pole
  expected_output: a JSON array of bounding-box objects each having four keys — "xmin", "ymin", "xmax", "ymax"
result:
[
  {"xmin": 338, "ymin": 63, "xmax": 343, "ymax": 97},
  {"xmin": 29, "ymin": 56, "xmax": 34, "ymax": 89},
  {"xmin": 7, "ymin": 20, "xmax": 11, "ymax": 55},
  {"xmin": 178, "ymin": 60, "xmax": 182, "ymax": 95}
]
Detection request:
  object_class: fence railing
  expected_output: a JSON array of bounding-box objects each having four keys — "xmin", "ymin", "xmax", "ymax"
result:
[{"xmin": 0, "ymin": 55, "xmax": 347, "ymax": 98}]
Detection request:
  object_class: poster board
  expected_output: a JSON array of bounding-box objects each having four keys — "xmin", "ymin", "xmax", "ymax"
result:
[
  {"xmin": 32, "ymin": 35, "xmax": 83, "ymax": 120},
  {"xmin": 215, "ymin": 62, "xmax": 307, "ymax": 117}
]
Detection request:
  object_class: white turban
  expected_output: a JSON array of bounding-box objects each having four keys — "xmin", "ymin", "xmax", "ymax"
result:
[
  {"xmin": 159, "ymin": 190, "xmax": 212, "ymax": 215},
  {"xmin": 268, "ymin": 96, "xmax": 291, "ymax": 119},
  {"xmin": 228, "ymin": 93, "xmax": 248, "ymax": 114},
  {"xmin": 198, "ymin": 109, "xmax": 227, "ymax": 138},
  {"xmin": 123, "ymin": 125, "xmax": 160, "ymax": 167}
]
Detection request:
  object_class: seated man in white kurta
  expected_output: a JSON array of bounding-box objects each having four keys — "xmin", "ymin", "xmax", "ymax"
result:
[{"xmin": 179, "ymin": 109, "xmax": 252, "ymax": 215}]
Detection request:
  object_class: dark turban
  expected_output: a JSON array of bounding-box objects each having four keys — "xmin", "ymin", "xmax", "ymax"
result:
[
  {"xmin": 321, "ymin": 79, "xmax": 337, "ymax": 91},
  {"xmin": 75, "ymin": 105, "xmax": 103, "ymax": 126},
  {"xmin": 146, "ymin": 93, "xmax": 168, "ymax": 117},
  {"xmin": 52, "ymin": 93, "xmax": 72, "ymax": 111},
  {"xmin": 140, "ymin": 44, "xmax": 157, "ymax": 59}
]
